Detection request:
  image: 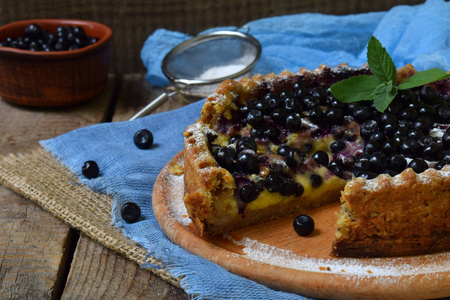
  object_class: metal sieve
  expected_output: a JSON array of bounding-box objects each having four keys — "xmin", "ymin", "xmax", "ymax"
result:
[{"xmin": 130, "ymin": 29, "xmax": 261, "ymax": 120}]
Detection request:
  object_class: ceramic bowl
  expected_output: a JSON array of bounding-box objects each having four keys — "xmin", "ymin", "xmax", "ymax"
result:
[{"xmin": 0, "ymin": 19, "xmax": 113, "ymax": 107}]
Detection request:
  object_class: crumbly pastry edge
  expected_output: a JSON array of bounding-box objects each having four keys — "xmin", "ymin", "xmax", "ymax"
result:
[{"xmin": 333, "ymin": 165, "xmax": 450, "ymax": 257}]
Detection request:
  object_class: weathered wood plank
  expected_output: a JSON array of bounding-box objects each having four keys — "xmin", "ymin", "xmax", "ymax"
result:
[
  {"xmin": 0, "ymin": 75, "xmax": 116, "ymax": 299},
  {"xmin": 61, "ymin": 235, "xmax": 186, "ymax": 300}
]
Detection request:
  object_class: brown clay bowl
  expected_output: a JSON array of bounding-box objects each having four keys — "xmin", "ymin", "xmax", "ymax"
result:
[{"xmin": 0, "ymin": 19, "xmax": 113, "ymax": 107}]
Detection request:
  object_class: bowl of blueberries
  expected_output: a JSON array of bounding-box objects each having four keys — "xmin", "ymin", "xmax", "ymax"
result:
[{"xmin": 0, "ymin": 19, "xmax": 112, "ymax": 107}]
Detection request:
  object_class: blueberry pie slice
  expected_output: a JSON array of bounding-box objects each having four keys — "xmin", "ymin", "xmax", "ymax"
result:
[{"xmin": 183, "ymin": 63, "xmax": 450, "ymax": 256}]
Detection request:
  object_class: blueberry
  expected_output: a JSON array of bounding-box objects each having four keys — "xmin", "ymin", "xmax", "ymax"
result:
[
  {"xmin": 388, "ymin": 154, "xmax": 407, "ymax": 173},
  {"xmin": 369, "ymin": 131, "xmax": 386, "ymax": 144},
  {"xmin": 134, "ymin": 129, "xmax": 154, "ymax": 149},
  {"xmin": 380, "ymin": 113, "xmax": 397, "ymax": 126},
  {"xmin": 277, "ymin": 145, "xmax": 292, "ymax": 157},
  {"xmin": 215, "ymin": 146, "xmax": 236, "ymax": 170},
  {"xmin": 328, "ymin": 164, "xmax": 344, "ymax": 178},
  {"xmin": 360, "ymin": 120, "xmax": 379, "ymax": 141},
  {"xmin": 329, "ymin": 158, "xmax": 344, "ymax": 169},
  {"xmin": 311, "ymin": 151, "xmax": 329, "ymax": 166},
  {"xmin": 353, "ymin": 106, "xmax": 372, "ymax": 124},
  {"xmin": 420, "ymin": 85, "xmax": 437, "ymax": 100},
  {"xmin": 423, "ymin": 143, "xmax": 440, "ymax": 161},
  {"xmin": 286, "ymin": 148, "xmax": 305, "ymax": 168},
  {"xmin": 82, "ymin": 160, "xmax": 99, "ymax": 179},
  {"xmin": 381, "ymin": 139, "xmax": 399, "ymax": 155},
  {"xmin": 325, "ymin": 108, "xmax": 345, "ymax": 125},
  {"xmin": 302, "ymin": 95, "xmax": 320, "ymax": 110},
  {"xmin": 383, "ymin": 123, "xmax": 399, "ymax": 138},
  {"xmin": 308, "ymin": 107, "xmax": 324, "ymax": 124},
  {"xmin": 294, "ymin": 183, "xmax": 304, "ymax": 197},
  {"xmin": 400, "ymin": 108, "xmax": 419, "ymax": 121},
  {"xmin": 443, "ymin": 133, "xmax": 450, "ymax": 150},
  {"xmin": 401, "ymin": 139, "xmax": 421, "ymax": 157},
  {"xmin": 386, "ymin": 99, "xmax": 402, "ymax": 114},
  {"xmin": 293, "ymin": 82, "xmax": 307, "ymax": 99},
  {"xmin": 121, "ymin": 202, "xmax": 141, "ymax": 223},
  {"xmin": 247, "ymin": 109, "xmax": 264, "ymax": 128},
  {"xmin": 236, "ymin": 150, "xmax": 259, "ymax": 174},
  {"xmin": 442, "ymin": 150, "xmax": 450, "ymax": 163},
  {"xmin": 293, "ymin": 214, "xmax": 315, "ymax": 236},
  {"xmin": 438, "ymin": 107, "xmax": 450, "ymax": 124},
  {"xmin": 263, "ymin": 126, "xmax": 281, "ymax": 144},
  {"xmin": 239, "ymin": 182, "xmax": 260, "ymax": 203},
  {"xmin": 408, "ymin": 158, "xmax": 428, "ymax": 173},
  {"xmin": 407, "ymin": 129, "xmax": 424, "ymax": 140},
  {"xmin": 353, "ymin": 157, "xmax": 370, "ymax": 177},
  {"xmin": 396, "ymin": 89, "xmax": 415, "ymax": 103},
  {"xmin": 255, "ymin": 97, "xmax": 271, "ymax": 113},
  {"xmin": 265, "ymin": 172, "xmax": 285, "ymax": 193},
  {"xmin": 284, "ymin": 97, "xmax": 300, "ymax": 112},
  {"xmin": 369, "ymin": 152, "xmax": 388, "ymax": 174},
  {"xmin": 363, "ymin": 141, "xmax": 381, "ymax": 155},
  {"xmin": 434, "ymin": 161, "xmax": 448, "ymax": 170},
  {"xmin": 271, "ymin": 107, "xmax": 287, "ymax": 124},
  {"xmin": 280, "ymin": 178, "xmax": 297, "ymax": 196},
  {"xmin": 309, "ymin": 174, "xmax": 322, "ymax": 188},
  {"xmin": 329, "ymin": 140, "xmax": 346, "ymax": 153},
  {"xmin": 73, "ymin": 26, "xmax": 87, "ymax": 38},
  {"xmin": 419, "ymin": 104, "xmax": 437, "ymax": 120},
  {"xmin": 417, "ymin": 135, "xmax": 435, "ymax": 147},
  {"xmin": 264, "ymin": 93, "xmax": 280, "ymax": 107},
  {"xmin": 24, "ymin": 23, "xmax": 42, "ymax": 39},
  {"xmin": 414, "ymin": 115, "xmax": 432, "ymax": 132},
  {"xmin": 286, "ymin": 113, "xmax": 302, "ymax": 131},
  {"xmin": 236, "ymin": 136, "xmax": 257, "ymax": 152}
]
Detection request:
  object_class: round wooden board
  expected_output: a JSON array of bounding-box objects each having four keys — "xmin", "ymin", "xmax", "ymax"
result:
[{"xmin": 152, "ymin": 152, "xmax": 450, "ymax": 299}]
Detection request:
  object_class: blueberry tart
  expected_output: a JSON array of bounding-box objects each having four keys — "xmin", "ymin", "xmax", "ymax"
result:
[{"xmin": 183, "ymin": 63, "xmax": 450, "ymax": 257}]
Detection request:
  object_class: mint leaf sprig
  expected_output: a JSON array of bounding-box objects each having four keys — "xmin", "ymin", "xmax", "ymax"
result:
[{"xmin": 330, "ymin": 36, "xmax": 450, "ymax": 112}]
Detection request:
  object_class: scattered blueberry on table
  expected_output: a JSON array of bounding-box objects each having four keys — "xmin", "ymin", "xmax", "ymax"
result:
[
  {"xmin": 0, "ymin": 23, "xmax": 99, "ymax": 51},
  {"xmin": 82, "ymin": 160, "xmax": 100, "ymax": 179},
  {"xmin": 121, "ymin": 202, "xmax": 141, "ymax": 223},
  {"xmin": 134, "ymin": 129, "xmax": 154, "ymax": 149},
  {"xmin": 293, "ymin": 214, "xmax": 315, "ymax": 236}
]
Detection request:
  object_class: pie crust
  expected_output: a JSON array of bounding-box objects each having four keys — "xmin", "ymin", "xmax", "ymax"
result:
[{"xmin": 182, "ymin": 63, "xmax": 450, "ymax": 257}]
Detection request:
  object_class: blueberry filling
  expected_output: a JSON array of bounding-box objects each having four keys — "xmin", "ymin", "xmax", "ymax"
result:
[{"xmin": 206, "ymin": 66, "xmax": 450, "ymax": 211}]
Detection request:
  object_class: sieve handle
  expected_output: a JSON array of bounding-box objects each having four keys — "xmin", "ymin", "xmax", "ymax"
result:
[{"xmin": 129, "ymin": 91, "xmax": 178, "ymax": 121}]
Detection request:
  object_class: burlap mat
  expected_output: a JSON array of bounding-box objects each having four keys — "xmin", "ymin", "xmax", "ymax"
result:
[{"xmin": 0, "ymin": 147, "xmax": 181, "ymax": 288}]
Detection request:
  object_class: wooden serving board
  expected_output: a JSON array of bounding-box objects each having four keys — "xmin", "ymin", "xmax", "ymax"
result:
[{"xmin": 152, "ymin": 152, "xmax": 450, "ymax": 300}]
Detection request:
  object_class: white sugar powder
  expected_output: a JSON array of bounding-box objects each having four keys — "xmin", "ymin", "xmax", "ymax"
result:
[
  {"xmin": 196, "ymin": 64, "xmax": 248, "ymax": 80},
  {"xmin": 165, "ymin": 173, "xmax": 191, "ymax": 227},
  {"xmin": 194, "ymin": 54, "xmax": 255, "ymax": 80},
  {"xmin": 229, "ymin": 236, "xmax": 450, "ymax": 278}
]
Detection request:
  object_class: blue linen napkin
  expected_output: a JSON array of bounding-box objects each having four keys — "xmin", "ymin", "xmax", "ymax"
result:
[{"xmin": 41, "ymin": 0, "xmax": 450, "ymax": 299}]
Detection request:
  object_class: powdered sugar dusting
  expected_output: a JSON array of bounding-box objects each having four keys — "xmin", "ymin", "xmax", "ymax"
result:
[
  {"xmin": 165, "ymin": 173, "xmax": 192, "ymax": 227},
  {"xmin": 230, "ymin": 236, "xmax": 450, "ymax": 278}
]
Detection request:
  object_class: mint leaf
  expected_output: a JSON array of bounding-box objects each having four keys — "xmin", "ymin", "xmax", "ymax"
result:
[
  {"xmin": 330, "ymin": 75, "xmax": 381, "ymax": 103},
  {"xmin": 397, "ymin": 68, "xmax": 450, "ymax": 90},
  {"xmin": 367, "ymin": 36, "xmax": 396, "ymax": 84},
  {"xmin": 372, "ymin": 82, "xmax": 398, "ymax": 112}
]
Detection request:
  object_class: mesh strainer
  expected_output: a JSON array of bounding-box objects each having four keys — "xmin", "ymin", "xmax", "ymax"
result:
[{"xmin": 130, "ymin": 30, "xmax": 261, "ymax": 120}]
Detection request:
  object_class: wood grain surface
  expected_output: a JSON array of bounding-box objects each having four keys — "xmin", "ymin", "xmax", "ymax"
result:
[
  {"xmin": 153, "ymin": 152, "xmax": 450, "ymax": 300},
  {"xmin": 0, "ymin": 74, "xmax": 187, "ymax": 299}
]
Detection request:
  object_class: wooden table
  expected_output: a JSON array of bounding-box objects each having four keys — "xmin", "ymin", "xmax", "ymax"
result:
[{"xmin": 0, "ymin": 74, "xmax": 188, "ymax": 299}]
